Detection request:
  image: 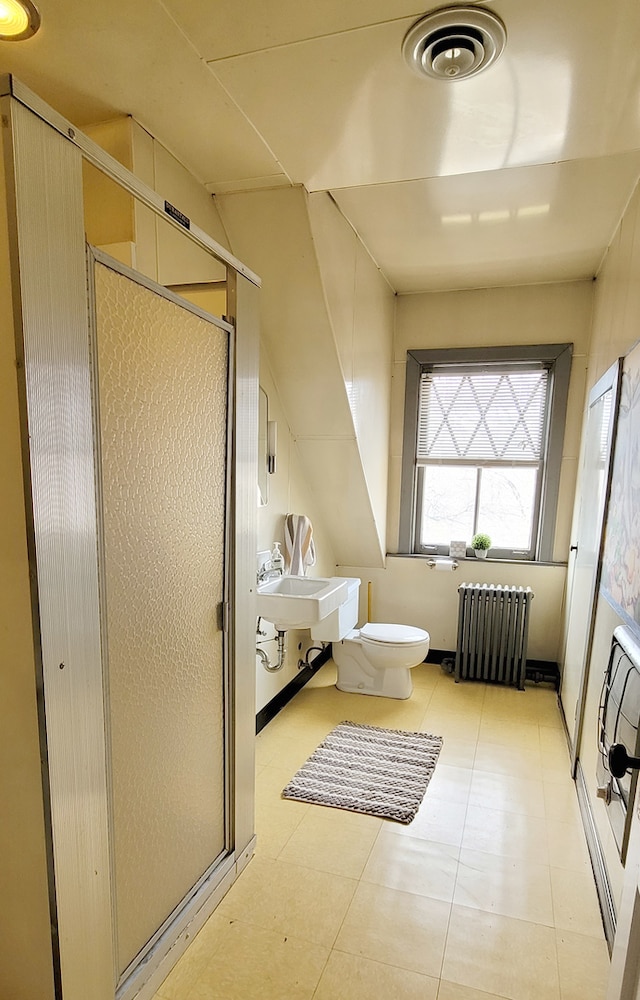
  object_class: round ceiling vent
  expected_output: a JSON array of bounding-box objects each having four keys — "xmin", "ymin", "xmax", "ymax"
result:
[{"xmin": 402, "ymin": 6, "xmax": 506, "ymax": 81}]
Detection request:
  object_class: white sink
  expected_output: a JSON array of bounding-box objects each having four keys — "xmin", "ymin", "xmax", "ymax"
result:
[{"xmin": 256, "ymin": 575, "xmax": 349, "ymax": 630}]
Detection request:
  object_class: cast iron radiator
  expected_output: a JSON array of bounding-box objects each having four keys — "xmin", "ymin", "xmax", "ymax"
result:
[{"xmin": 455, "ymin": 583, "xmax": 534, "ymax": 689}]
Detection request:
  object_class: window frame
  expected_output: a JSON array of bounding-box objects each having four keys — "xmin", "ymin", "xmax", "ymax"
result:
[{"xmin": 399, "ymin": 344, "xmax": 573, "ymax": 562}]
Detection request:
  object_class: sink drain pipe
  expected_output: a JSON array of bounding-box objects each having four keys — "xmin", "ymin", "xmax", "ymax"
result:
[{"xmin": 256, "ymin": 628, "xmax": 287, "ymax": 673}]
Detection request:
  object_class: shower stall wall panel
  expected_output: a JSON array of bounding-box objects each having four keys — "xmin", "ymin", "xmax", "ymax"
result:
[{"xmin": 3, "ymin": 95, "xmax": 114, "ymax": 1000}]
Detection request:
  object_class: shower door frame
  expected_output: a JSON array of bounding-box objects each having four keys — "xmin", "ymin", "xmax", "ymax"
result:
[{"xmin": 1, "ymin": 73, "xmax": 260, "ymax": 1000}]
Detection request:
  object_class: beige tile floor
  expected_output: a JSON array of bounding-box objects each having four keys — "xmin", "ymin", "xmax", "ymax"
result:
[{"xmin": 154, "ymin": 661, "xmax": 610, "ymax": 1000}]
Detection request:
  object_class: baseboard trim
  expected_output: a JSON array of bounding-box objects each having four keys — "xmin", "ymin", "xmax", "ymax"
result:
[
  {"xmin": 257, "ymin": 647, "xmax": 560, "ymax": 734},
  {"xmin": 524, "ymin": 659, "xmax": 560, "ymax": 689},
  {"xmin": 425, "ymin": 647, "xmax": 454, "ymax": 664},
  {"xmin": 575, "ymin": 758, "xmax": 616, "ymax": 951},
  {"xmin": 427, "ymin": 648, "xmax": 560, "ymax": 689},
  {"xmin": 256, "ymin": 644, "xmax": 333, "ymax": 734}
]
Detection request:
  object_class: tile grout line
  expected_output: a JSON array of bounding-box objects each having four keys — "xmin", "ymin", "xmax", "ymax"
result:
[
  {"xmin": 433, "ymin": 726, "xmax": 477, "ymax": 989},
  {"xmin": 310, "ymin": 672, "xmax": 450, "ymax": 994},
  {"xmin": 182, "ymin": 672, "xmax": 592, "ymax": 1000}
]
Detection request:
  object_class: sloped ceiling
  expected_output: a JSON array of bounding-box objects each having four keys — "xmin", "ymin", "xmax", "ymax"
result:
[
  {"xmin": 218, "ymin": 187, "xmax": 392, "ymax": 568},
  {"xmin": 2, "ymin": 0, "xmax": 640, "ymax": 291}
]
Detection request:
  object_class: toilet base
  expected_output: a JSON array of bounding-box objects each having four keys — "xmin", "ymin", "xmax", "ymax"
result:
[
  {"xmin": 333, "ymin": 636, "xmax": 414, "ymax": 700},
  {"xmin": 336, "ymin": 673, "xmax": 413, "ymax": 700}
]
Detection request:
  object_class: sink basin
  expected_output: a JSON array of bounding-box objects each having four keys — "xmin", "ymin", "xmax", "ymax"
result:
[{"xmin": 256, "ymin": 575, "xmax": 349, "ymax": 630}]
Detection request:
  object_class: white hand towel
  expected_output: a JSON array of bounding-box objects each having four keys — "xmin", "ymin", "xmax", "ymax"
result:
[{"xmin": 284, "ymin": 514, "xmax": 316, "ymax": 576}]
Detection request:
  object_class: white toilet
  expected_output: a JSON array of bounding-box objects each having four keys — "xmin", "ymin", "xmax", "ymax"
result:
[{"xmin": 311, "ymin": 578, "xmax": 430, "ymax": 700}]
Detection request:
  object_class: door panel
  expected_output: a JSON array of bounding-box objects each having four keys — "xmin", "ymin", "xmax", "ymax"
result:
[
  {"xmin": 92, "ymin": 258, "xmax": 229, "ymax": 977},
  {"xmin": 561, "ymin": 360, "xmax": 621, "ymax": 762}
]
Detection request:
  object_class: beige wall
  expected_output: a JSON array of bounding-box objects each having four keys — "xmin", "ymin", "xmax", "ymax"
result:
[
  {"xmin": 132, "ymin": 120, "xmax": 229, "ymax": 286},
  {"xmin": 83, "ymin": 117, "xmax": 229, "ymax": 288},
  {"xmin": 218, "ymin": 186, "xmax": 392, "ymax": 568},
  {"xmin": 167, "ymin": 281, "xmax": 227, "ymax": 318},
  {"xmin": 586, "ymin": 182, "xmax": 640, "ymax": 386},
  {"xmin": 239, "ymin": 189, "xmax": 395, "ymax": 711},
  {"xmin": 340, "ymin": 281, "xmax": 594, "ymax": 657},
  {"xmin": 0, "ymin": 123, "xmax": 56, "ymax": 1000},
  {"xmin": 571, "ymin": 178, "xmax": 640, "ymax": 911},
  {"xmin": 339, "ymin": 557, "xmax": 565, "ymax": 661},
  {"xmin": 389, "ymin": 280, "xmax": 594, "ymax": 560},
  {"xmin": 307, "ymin": 192, "xmax": 395, "ymax": 556},
  {"xmin": 255, "ymin": 348, "xmax": 339, "ymax": 712}
]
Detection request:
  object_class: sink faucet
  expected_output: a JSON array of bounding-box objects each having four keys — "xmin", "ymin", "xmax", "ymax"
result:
[{"xmin": 257, "ymin": 562, "xmax": 283, "ymax": 584}]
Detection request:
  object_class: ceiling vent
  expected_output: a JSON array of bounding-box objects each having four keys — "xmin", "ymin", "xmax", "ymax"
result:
[{"xmin": 402, "ymin": 6, "xmax": 506, "ymax": 81}]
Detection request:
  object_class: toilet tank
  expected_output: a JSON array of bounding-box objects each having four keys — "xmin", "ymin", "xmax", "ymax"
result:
[{"xmin": 310, "ymin": 577, "xmax": 360, "ymax": 642}]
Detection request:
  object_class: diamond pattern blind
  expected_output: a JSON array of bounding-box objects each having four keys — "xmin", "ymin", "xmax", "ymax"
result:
[{"xmin": 417, "ymin": 368, "xmax": 548, "ymax": 461}]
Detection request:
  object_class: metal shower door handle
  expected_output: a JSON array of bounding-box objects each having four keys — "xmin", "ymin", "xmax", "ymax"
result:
[{"xmin": 609, "ymin": 743, "xmax": 640, "ymax": 778}]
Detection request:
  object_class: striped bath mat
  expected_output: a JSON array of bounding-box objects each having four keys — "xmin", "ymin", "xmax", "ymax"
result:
[{"xmin": 282, "ymin": 721, "xmax": 443, "ymax": 824}]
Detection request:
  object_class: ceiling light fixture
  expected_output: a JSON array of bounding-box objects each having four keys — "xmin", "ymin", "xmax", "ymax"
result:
[
  {"xmin": 403, "ymin": 6, "xmax": 506, "ymax": 81},
  {"xmin": 0, "ymin": 0, "xmax": 40, "ymax": 41}
]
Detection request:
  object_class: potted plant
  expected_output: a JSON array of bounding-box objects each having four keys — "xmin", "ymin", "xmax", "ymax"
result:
[{"xmin": 471, "ymin": 532, "xmax": 491, "ymax": 558}]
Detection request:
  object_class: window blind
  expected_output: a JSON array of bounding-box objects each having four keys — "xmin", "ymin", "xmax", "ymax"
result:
[{"xmin": 417, "ymin": 368, "xmax": 548, "ymax": 461}]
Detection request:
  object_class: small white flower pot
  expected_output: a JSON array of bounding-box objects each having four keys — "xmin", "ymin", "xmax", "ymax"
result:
[{"xmin": 474, "ymin": 549, "xmax": 488, "ymax": 559}]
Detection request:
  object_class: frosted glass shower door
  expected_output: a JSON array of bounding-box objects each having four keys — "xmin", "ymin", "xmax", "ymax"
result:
[{"xmin": 91, "ymin": 255, "xmax": 230, "ymax": 979}]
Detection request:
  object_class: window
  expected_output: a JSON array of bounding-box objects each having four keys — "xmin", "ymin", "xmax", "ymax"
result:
[{"xmin": 399, "ymin": 345, "xmax": 572, "ymax": 561}]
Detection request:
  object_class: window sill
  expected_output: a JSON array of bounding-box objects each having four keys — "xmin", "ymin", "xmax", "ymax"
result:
[{"xmin": 387, "ymin": 553, "xmax": 567, "ymax": 568}]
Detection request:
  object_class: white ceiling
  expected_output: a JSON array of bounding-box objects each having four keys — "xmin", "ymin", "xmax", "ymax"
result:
[{"xmin": 3, "ymin": 0, "xmax": 640, "ymax": 291}]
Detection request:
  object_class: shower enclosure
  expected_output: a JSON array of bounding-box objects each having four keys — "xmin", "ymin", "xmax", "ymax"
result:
[{"xmin": 1, "ymin": 75, "xmax": 259, "ymax": 1000}]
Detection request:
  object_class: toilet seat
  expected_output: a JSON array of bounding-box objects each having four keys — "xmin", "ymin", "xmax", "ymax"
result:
[{"xmin": 360, "ymin": 622, "xmax": 429, "ymax": 647}]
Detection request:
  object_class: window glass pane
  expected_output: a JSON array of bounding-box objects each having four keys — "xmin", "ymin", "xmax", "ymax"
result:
[
  {"xmin": 477, "ymin": 467, "xmax": 538, "ymax": 549},
  {"xmin": 419, "ymin": 465, "xmax": 476, "ymax": 545}
]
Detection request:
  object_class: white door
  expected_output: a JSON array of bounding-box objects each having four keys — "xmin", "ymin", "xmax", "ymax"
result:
[{"xmin": 561, "ymin": 360, "xmax": 621, "ymax": 764}]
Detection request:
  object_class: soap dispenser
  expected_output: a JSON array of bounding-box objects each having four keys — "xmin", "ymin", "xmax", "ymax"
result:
[{"xmin": 270, "ymin": 541, "xmax": 284, "ymax": 574}]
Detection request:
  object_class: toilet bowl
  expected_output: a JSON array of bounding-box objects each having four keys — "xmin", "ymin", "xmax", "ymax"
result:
[
  {"xmin": 309, "ymin": 578, "xmax": 430, "ymax": 699},
  {"xmin": 332, "ymin": 622, "xmax": 430, "ymax": 699}
]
